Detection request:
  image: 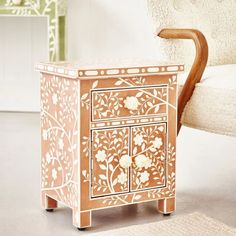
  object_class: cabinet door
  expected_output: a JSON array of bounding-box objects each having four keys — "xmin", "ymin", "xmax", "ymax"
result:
[
  {"xmin": 91, "ymin": 127, "xmax": 130, "ymax": 198},
  {"xmin": 130, "ymin": 123, "xmax": 166, "ymax": 191}
]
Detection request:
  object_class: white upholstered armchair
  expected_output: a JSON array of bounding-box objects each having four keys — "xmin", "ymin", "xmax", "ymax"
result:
[{"xmin": 147, "ymin": 0, "xmax": 236, "ymax": 136}]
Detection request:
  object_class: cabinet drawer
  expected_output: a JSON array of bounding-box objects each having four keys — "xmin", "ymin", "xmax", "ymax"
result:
[{"xmin": 92, "ymin": 86, "xmax": 167, "ymax": 121}]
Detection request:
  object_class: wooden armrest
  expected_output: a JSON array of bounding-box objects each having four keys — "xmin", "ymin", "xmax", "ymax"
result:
[{"xmin": 158, "ymin": 28, "xmax": 208, "ymax": 135}]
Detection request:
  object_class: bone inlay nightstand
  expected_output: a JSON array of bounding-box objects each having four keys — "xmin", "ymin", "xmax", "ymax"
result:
[{"xmin": 36, "ymin": 62, "xmax": 183, "ymax": 229}]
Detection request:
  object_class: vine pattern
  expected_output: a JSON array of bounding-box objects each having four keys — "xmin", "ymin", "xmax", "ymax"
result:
[
  {"xmin": 40, "ymin": 73, "xmax": 82, "ymax": 225},
  {"xmin": 91, "ymin": 128, "xmax": 129, "ymax": 197},
  {"xmin": 92, "ymin": 87, "xmax": 167, "ymax": 120},
  {"xmin": 40, "ymin": 72, "xmax": 176, "ymax": 226},
  {"xmin": 81, "ymin": 76, "xmax": 176, "ymax": 117},
  {"xmin": 131, "ymin": 124, "xmax": 166, "ymax": 191}
]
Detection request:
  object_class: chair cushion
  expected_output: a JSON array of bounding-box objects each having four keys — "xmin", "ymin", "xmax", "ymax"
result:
[
  {"xmin": 179, "ymin": 64, "xmax": 236, "ymax": 137},
  {"xmin": 147, "ymin": 0, "xmax": 236, "ymax": 68}
]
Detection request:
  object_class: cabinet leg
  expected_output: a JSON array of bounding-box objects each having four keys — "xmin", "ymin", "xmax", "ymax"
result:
[
  {"xmin": 42, "ymin": 193, "xmax": 58, "ymax": 211},
  {"xmin": 73, "ymin": 210, "xmax": 91, "ymax": 229},
  {"xmin": 158, "ymin": 197, "xmax": 175, "ymax": 215}
]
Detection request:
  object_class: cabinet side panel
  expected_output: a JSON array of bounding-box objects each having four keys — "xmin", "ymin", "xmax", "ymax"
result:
[
  {"xmin": 40, "ymin": 73, "xmax": 79, "ymax": 209},
  {"xmin": 166, "ymin": 74, "xmax": 177, "ymax": 198}
]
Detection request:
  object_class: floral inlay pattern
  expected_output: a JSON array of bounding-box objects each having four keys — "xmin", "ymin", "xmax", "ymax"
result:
[
  {"xmin": 92, "ymin": 86, "xmax": 167, "ymax": 120},
  {"xmin": 39, "ymin": 65, "xmax": 178, "ymax": 228},
  {"xmin": 91, "ymin": 128, "xmax": 129, "ymax": 197},
  {"xmin": 89, "ymin": 123, "xmax": 167, "ymax": 197},
  {"xmin": 131, "ymin": 124, "xmax": 166, "ymax": 191},
  {"xmin": 41, "ymin": 74, "xmax": 78, "ymax": 207},
  {"xmin": 147, "ymin": 143, "xmax": 176, "ymax": 199}
]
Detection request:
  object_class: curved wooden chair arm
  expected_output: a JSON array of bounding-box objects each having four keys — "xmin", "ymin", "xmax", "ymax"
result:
[{"xmin": 158, "ymin": 29, "xmax": 208, "ymax": 135}]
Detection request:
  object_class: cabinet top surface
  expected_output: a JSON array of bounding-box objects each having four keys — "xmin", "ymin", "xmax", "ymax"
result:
[{"xmin": 36, "ymin": 61, "xmax": 184, "ymax": 79}]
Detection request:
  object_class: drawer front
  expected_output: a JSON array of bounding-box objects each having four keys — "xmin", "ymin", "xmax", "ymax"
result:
[
  {"xmin": 92, "ymin": 86, "xmax": 167, "ymax": 121},
  {"xmin": 130, "ymin": 123, "xmax": 166, "ymax": 191},
  {"xmin": 91, "ymin": 127, "xmax": 130, "ymax": 198}
]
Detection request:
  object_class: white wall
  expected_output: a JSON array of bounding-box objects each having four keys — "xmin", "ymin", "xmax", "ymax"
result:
[
  {"xmin": 0, "ymin": 17, "xmax": 48, "ymax": 112},
  {"xmin": 67, "ymin": 0, "xmax": 159, "ymax": 63}
]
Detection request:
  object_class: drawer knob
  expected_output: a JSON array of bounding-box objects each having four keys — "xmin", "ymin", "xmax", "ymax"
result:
[
  {"xmin": 135, "ymin": 154, "xmax": 152, "ymax": 169},
  {"xmin": 124, "ymin": 96, "xmax": 139, "ymax": 111},
  {"xmin": 119, "ymin": 155, "xmax": 132, "ymax": 168},
  {"xmin": 12, "ymin": 0, "xmax": 22, "ymax": 5}
]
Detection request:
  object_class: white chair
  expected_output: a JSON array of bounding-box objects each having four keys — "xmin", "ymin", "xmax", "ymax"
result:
[{"xmin": 147, "ymin": 0, "xmax": 236, "ymax": 136}]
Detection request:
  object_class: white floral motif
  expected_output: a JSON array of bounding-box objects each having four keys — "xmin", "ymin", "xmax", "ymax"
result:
[
  {"xmin": 117, "ymin": 172, "xmax": 128, "ymax": 185},
  {"xmin": 152, "ymin": 137, "xmax": 163, "ymax": 149},
  {"xmin": 52, "ymin": 168, "xmax": 57, "ymax": 180},
  {"xmin": 140, "ymin": 171, "xmax": 150, "ymax": 183},
  {"xmin": 58, "ymin": 139, "xmax": 64, "ymax": 150},
  {"xmin": 124, "ymin": 96, "xmax": 139, "ymax": 110},
  {"xmin": 95, "ymin": 150, "xmax": 107, "ymax": 162},
  {"xmin": 135, "ymin": 154, "xmax": 152, "ymax": 169},
  {"xmin": 119, "ymin": 155, "xmax": 132, "ymax": 168},
  {"xmin": 134, "ymin": 134, "xmax": 143, "ymax": 146},
  {"xmin": 52, "ymin": 93, "xmax": 58, "ymax": 105}
]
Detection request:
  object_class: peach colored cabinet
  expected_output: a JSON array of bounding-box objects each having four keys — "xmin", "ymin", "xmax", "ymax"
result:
[{"xmin": 36, "ymin": 62, "xmax": 183, "ymax": 229}]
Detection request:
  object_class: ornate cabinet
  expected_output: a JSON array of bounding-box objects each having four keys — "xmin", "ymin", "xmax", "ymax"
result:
[{"xmin": 36, "ymin": 62, "xmax": 183, "ymax": 229}]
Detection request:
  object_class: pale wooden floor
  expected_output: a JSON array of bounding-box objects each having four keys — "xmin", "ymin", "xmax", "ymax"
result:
[{"xmin": 0, "ymin": 112, "xmax": 236, "ymax": 235}]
